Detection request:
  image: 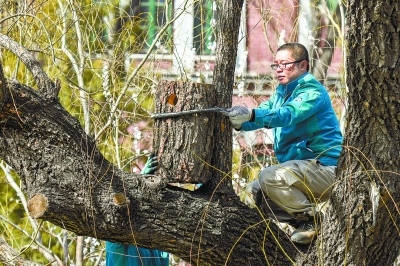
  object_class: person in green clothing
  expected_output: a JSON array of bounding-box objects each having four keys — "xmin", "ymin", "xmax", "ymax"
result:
[
  {"xmin": 222, "ymin": 43, "xmax": 342, "ymax": 244},
  {"xmin": 106, "ymin": 153, "xmax": 169, "ymax": 265}
]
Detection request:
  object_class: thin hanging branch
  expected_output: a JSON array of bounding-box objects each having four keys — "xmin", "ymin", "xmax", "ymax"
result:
[{"xmin": 94, "ymin": 0, "xmax": 191, "ymax": 140}]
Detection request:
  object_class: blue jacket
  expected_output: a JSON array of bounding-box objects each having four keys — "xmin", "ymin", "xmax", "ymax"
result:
[
  {"xmin": 240, "ymin": 73, "xmax": 342, "ymax": 166},
  {"xmin": 106, "ymin": 242, "xmax": 169, "ymax": 266}
]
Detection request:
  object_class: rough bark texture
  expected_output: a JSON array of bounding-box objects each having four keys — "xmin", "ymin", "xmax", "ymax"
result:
[
  {"xmin": 0, "ymin": 61, "xmax": 9, "ymax": 105},
  {"xmin": 153, "ymin": 81, "xmax": 217, "ymax": 183},
  {"xmin": 0, "ymin": 79, "xmax": 308, "ymax": 265},
  {"xmin": 209, "ymin": 0, "xmax": 245, "ymax": 192},
  {"xmin": 322, "ymin": 0, "xmax": 400, "ymax": 265}
]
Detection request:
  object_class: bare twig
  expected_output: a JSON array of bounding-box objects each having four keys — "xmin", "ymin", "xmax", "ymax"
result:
[
  {"xmin": 57, "ymin": 0, "xmax": 90, "ymax": 134},
  {"xmin": 92, "ymin": 248, "xmax": 105, "ymax": 266},
  {"xmin": 75, "ymin": 236, "xmax": 84, "ymax": 266},
  {"xmin": 0, "ymin": 162, "xmax": 38, "ymax": 232},
  {"xmin": 0, "ymin": 13, "xmax": 56, "ymax": 63},
  {"xmin": 95, "ymin": 0, "xmax": 191, "ymax": 140}
]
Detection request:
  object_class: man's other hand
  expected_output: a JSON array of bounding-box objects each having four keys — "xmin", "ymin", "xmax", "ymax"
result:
[{"xmin": 140, "ymin": 153, "xmax": 158, "ymax": 175}]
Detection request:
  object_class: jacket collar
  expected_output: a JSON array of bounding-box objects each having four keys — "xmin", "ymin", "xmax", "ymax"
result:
[{"xmin": 276, "ymin": 72, "xmax": 308, "ymax": 96}]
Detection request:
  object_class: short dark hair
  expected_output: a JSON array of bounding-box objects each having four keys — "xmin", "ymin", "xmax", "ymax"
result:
[{"xmin": 277, "ymin": 43, "xmax": 309, "ymax": 71}]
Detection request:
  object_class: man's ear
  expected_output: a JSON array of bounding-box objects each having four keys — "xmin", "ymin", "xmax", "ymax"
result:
[{"xmin": 300, "ymin": 61, "xmax": 308, "ymax": 70}]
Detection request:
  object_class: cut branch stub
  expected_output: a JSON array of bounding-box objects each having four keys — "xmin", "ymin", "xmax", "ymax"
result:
[
  {"xmin": 28, "ymin": 194, "xmax": 48, "ymax": 218},
  {"xmin": 153, "ymin": 80, "xmax": 217, "ymax": 183},
  {"xmin": 113, "ymin": 193, "xmax": 126, "ymax": 206}
]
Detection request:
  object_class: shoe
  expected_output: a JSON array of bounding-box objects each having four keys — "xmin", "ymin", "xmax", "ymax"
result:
[
  {"xmin": 290, "ymin": 212, "xmax": 323, "ymax": 244},
  {"xmin": 286, "ymin": 218, "xmax": 300, "ymax": 227},
  {"xmin": 255, "ymin": 190, "xmax": 263, "ymax": 209}
]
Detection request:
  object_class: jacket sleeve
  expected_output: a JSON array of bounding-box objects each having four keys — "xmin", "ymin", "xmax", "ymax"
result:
[
  {"xmin": 240, "ymin": 94, "xmax": 275, "ymax": 131},
  {"xmin": 252, "ymin": 84, "xmax": 326, "ymax": 128}
]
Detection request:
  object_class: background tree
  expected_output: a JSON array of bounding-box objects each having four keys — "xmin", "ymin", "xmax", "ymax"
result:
[
  {"xmin": 322, "ymin": 0, "xmax": 400, "ymax": 264},
  {"xmin": 0, "ymin": 0, "xmax": 399, "ymax": 266}
]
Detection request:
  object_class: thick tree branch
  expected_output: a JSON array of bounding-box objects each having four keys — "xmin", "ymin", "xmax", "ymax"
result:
[
  {"xmin": 0, "ymin": 79, "xmax": 313, "ymax": 265},
  {"xmin": 0, "ymin": 33, "xmax": 59, "ymax": 100}
]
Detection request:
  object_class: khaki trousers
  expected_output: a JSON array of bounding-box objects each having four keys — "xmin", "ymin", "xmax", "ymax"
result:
[{"xmin": 246, "ymin": 160, "xmax": 336, "ymax": 221}]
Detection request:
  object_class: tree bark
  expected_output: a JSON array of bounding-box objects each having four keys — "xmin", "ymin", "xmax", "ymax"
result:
[
  {"xmin": 153, "ymin": 81, "xmax": 217, "ymax": 183},
  {"xmin": 0, "ymin": 60, "xmax": 10, "ymax": 105},
  {"xmin": 0, "ymin": 33, "xmax": 58, "ymax": 100},
  {"xmin": 322, "ymin": 0, "xmax": 400, "ymax": 265},
  {"xmin": 207, "ymin": 0, "xmax": 246, "ymax": 192}
]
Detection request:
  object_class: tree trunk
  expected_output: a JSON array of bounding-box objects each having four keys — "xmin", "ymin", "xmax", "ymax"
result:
[
  {"xmin": 209, "ymin": 0, "xmax": 245, "ymax": 192},
  {"xmin": 153, "ymin": 81, "xmax": 217, "ymax": 183},
  {"xmin": 0, "ymin": 60, "xmax": 9, "ymax": 105},
  {"xmin": 321, "ymin": 0, "xmax": 400, "ymax": 265},
  {"xmin": 1, "ymin": 79, "xmax": 305, "ymax": 265}
]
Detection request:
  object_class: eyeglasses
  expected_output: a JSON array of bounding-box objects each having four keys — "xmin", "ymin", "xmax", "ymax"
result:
[{"xmin": 271, "ymin": 60, "xmax": 304, "ymax": 70}]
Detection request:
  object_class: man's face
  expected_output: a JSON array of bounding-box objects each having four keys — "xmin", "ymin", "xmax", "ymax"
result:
[{"xmin": 274, "ymin": 50, "xmax": 307, "ymax": 85}]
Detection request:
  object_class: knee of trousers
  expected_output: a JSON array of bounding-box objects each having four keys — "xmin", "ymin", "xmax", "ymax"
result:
[
  {"xmin": 244, "ymin": 180, "xmax": 261, "ymax": 207},
  {"xmin": 258, "ymin": 166, "xmax": 281, "ymax": 187},
  {"xmin": 246, "ymin": 180, "xmax": 260, "ymax": 197}
]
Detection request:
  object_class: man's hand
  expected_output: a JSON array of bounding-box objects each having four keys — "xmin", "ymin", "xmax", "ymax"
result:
[
  {"xmin": 140, "ymin": 153, "xmax": 158, "ymax": 174},
  {"xmin": 221, "ymin": 106, "xmax": 252, "ymax": 128}
]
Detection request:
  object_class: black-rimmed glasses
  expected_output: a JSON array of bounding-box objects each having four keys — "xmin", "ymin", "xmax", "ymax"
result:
[{"xmin": 271, "ymin": 60, "xmax": 304, "ymax": 70}]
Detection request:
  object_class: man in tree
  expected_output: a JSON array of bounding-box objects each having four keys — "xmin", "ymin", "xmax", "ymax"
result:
[{"xmin": 222, "ymin": 42, "xmax": 343, "ymax": 244}]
